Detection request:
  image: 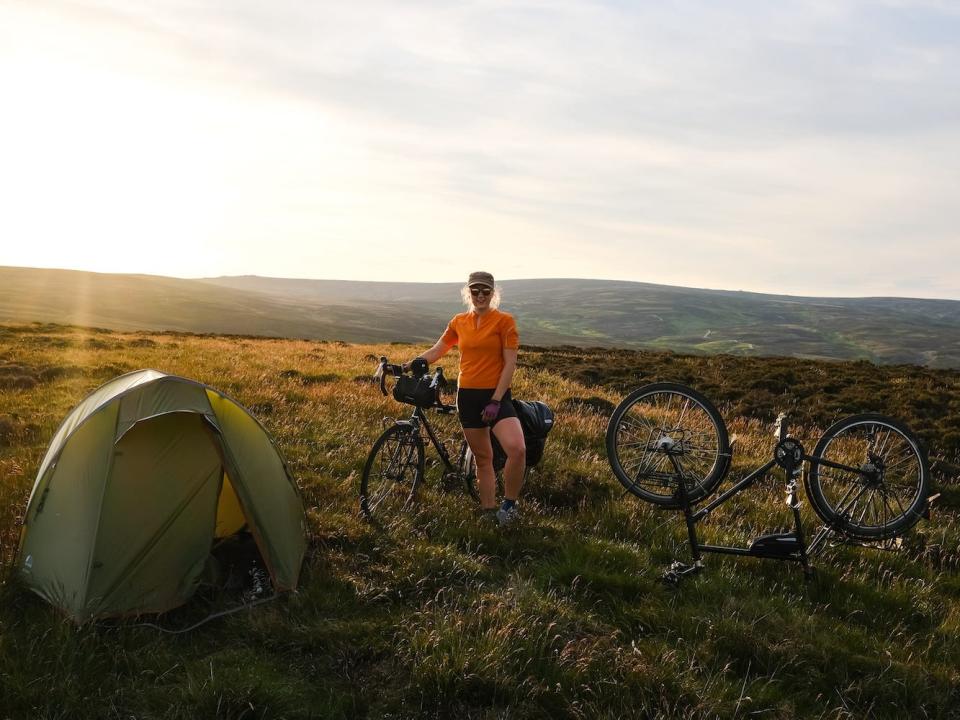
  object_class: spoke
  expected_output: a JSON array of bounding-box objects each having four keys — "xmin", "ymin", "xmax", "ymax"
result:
[
  {"xmin": 854, "ymin": 487, "xmax": 878, "ymax": 526},
  {"xmin": 838, "ymin": 482, "xmax": 871, "ymax": 522},
  {"xmin": 883, "ymin": 476, "xmax": 922, "ymax": 493},
  {"xmin": 866, "ymin": 425, "xmax": 882, "ymax": 458},
  {"xmin": 619, "ymin": 416, "xmax": 656, "ymax": 434},
  {"xmin": 880, "ymin": 490, "xmax": 897, "ymax": 530},
  {"xmin": 366, "ymin": 432, "xmax": 420, "ymax": 515},
  {"xmin": 881, "ymin": 452, "xmax": 918, "ymax": 475},
  {"xmin": 625, "ymin": 451, "xmax": 658, "ymax": 479},
  {"xmin": 876, "ymin": 427, "xmax": 894, "ymax": 458},
  {"xmin": 618, "ymin": 439, "xmax": 660, "ymax": 449},
  {"xmin": 637, "ymin": 450, "xmax": 667, "ymax": 480},
  {"xmin": 676, "ymin": 397, "xmax": 691, "ymax": 428},
  {"xmin": 822, "ymin": 474, "xmax": 858, "ymax": 511},
  {"xmin": 890, "ymin": 487, "xmax": 911, "ymax": 519}
]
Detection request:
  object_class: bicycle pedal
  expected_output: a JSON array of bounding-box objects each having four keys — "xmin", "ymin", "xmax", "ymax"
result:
[
  {"xmin": 661, "ymin": 560, "xmax": 703, "ymax": 585},
  {"xmin": 748, "ymin": 532, "xmax": 802, "ymax": 558}
]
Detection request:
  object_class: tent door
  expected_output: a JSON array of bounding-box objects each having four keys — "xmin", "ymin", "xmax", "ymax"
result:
[{"xmin": 215, "ymin": 471, "xmax": 246, "ymax": 538}]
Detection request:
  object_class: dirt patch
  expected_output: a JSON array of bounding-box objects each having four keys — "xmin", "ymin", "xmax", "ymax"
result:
[
  {"xmin": 280, "ymin": 369, "xmax": 338, "ymax": 385},
  {"xmin": 27, "ymin": 335, "xmax": 72, "ymax": 348},
  {"xmin": 0, "ymin": 364, "xmax": 37, "ymax": 390},
  {"xmin": 302, "ymin": 373, "xmax": 338, "ymax": 385},
  {"xmin": 0, "ymin": 376, "xmax": 36, "ymax": 389},
  {"xmin": 0, "ymin": 415, "xmax": 17, "ymax": 445},
  {"xmin": 90, "ymin": 363, "xmax": 134, "ymax": 379},
  {"xmin": 0, "ymin": 414, "xmax": 39, "ymax": 447},
  {"xmin": 38, "ymin": 365, "xmax": 84, "ymax": 382},
  {"xmin": 249, "ymin": 402, "xmax": 275, "ymax": 416},
  {"xmin": 557, "ymin": 396, "xmax": 616, "ymax": 416},
  {"xmin": 0, "ymin": 362, "xmax": 84, "ymax": 386}
]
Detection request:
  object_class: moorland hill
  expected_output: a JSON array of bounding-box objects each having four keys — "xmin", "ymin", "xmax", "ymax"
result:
[{"xmin": 3, "ymin": 266, "xmax": 960, "ymax": 367}]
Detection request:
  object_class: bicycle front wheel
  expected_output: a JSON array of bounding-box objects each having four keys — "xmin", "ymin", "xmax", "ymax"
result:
[
  {"xmin": 360, "ymin": 424, "xmax": 425, "ymax": 519},
  {"xmin": 606, "ymin": 383, "xmax": 730, "ymax": 507},
  {"xmin": 805, "ymin": 414, "xmax": 929, "ymax": 540}
]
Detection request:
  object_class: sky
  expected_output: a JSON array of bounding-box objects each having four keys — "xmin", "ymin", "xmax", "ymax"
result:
[{"xmin": 0, "ymin": 1, "xmax": 958, "ymax": 299}]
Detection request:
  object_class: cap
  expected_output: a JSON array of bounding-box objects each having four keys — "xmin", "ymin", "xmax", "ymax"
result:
[{"xmin": 467, "ymin": 271, "xmax": 495, "ymax": 289}]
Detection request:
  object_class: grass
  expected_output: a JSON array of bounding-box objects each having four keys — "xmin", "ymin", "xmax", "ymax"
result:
[{"xmin": 1, "ymin": 322, "xmax": 958, "ymax": 718}]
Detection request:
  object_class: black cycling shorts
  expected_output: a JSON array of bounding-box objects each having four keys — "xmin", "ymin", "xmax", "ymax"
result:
[{"xmin": 457, "ymin": 388, "xmax": 516, "ymax": 429}]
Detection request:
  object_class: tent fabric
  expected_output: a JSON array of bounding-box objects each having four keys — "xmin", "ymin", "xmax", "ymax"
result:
[
  {"xmin": 205, "ymin": 391, "xmax": 305, "ymax": 590},
  {"xmin": 17, "ymin": 369, "xmax": 306, "ymax": 622},
  {"xmin": 29, "ymin": 369, "xmax": 166, "ymax": 494}
]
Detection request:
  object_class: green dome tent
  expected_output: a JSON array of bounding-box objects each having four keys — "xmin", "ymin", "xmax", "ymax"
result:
[{"xmin": 16, "ymin": 369, "xmax": 306, "ymax": 622}]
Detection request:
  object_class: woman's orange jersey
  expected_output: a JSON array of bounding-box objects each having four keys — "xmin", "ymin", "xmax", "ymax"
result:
[{"xmin": 440, "ymin": 309, "xmax": 520, "ymax": 389}]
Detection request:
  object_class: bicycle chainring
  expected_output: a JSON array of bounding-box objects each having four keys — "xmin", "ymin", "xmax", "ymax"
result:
[{"xmin": 774, "ymin": 437, "xmax": 805, "ymax": 470}]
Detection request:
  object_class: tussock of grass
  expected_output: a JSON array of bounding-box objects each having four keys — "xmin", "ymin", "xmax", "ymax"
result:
[{"xmin": 0, "ymin": 323, "xmax": 958, "ymax": 718}]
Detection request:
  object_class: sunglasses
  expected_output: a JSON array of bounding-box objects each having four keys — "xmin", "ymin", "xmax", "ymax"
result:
[{"xmin": 470, "ymin": 287, "xmax": 492, "ymax": 297}]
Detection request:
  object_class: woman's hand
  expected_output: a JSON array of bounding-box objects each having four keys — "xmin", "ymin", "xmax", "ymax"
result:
[{"xmin": 481, "ymin": 399, "xmax": 501, "ymax": 425}]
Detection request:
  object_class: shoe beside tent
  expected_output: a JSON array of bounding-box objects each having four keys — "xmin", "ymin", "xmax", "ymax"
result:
[{"xmin": 16, "ymin": 369, "xmax": 306, "ymax": 622}]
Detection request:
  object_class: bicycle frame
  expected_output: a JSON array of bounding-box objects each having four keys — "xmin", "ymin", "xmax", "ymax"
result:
[
  {"xmin": 665, "ymin": 413, "xmax": 894, "ymax": 583},
  {"xmin": 374, "ymin": 356, "xmax": 474, "ymax": 494},
  {"xmin": 400, "ymin": 403, "xmax": 469, "ymax": 485}
]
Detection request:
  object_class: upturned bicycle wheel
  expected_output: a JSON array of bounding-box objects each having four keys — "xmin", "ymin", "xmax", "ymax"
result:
[
  {"xmin": 606, "ymin": 383, "xmax": 730, "ymax": 507},
  {"xmin": 360, "ymin": 424, "xmax": 425, "ymax": 518},
  {"xmin": 805, "ymin": 414, "xmax": 929, "ymax": 540}
]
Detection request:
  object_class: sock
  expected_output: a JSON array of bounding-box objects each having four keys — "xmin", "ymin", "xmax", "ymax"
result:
[{"xmin": 500, "ymin": 499, "xmax": 516, "ymax": 512}]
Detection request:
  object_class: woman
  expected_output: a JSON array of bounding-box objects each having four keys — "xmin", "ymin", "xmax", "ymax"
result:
[{"xmin": 406, "ymin": 271, "xmax": 526, "ymax": 526}]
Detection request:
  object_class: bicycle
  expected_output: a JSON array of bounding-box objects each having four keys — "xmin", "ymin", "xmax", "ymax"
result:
[
  {"xmin": 359, "ymin": 357, "xmax": 476, "ymax": 518},
  {"xmin": 605, "ymin": 382, "xmax": 931, "ymax": 580},
  {"xmin": 360, "ymin": 357, "xmax": 556, "ymax": 519}
]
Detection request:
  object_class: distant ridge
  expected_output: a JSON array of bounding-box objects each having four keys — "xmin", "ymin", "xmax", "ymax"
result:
[{"xmin": 2, "ymin": 266, "xmax": 959, "ymax": 367}]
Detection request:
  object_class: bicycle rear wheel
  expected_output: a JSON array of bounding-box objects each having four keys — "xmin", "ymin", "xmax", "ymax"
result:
[
  {"xmin": 360, "ymin": 423, "xmax": 425, "ymax": 519},
  {"xmin": 462, "ymin": 442, "xmax": 506, "ymax": 503},
  {"xmin": 606, "ymin": 383, "xmax": 730, "ymax": 507},
  {"xmin": 805, "ymin": 414, "xmax": 929, "ymax": 540}
]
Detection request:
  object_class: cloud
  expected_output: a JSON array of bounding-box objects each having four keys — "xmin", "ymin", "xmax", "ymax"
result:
[{"xmin": 2, "ymin": 1, "xmax": 958, "ymax": 298}]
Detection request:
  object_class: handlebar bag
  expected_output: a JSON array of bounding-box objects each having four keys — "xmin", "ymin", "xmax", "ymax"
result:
[{"xmin": 393, "ymin": 375, "xmax": 437, "ymax": 408}]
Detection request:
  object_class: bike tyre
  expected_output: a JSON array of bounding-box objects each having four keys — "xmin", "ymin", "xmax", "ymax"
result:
[
  {"xmin": 462, "ymin": 443, "xmax": 506, "ymax": 503},
  {"xmin": 360, "ymin": 423, "xmax": 425, "ymax": 519},
  {"xmin": 606, "ymin": 382, "xmax": 730, "ymax": 507},
  {"xmin": 805, "ymin": 413, "xmax": 929, "ymax": 540}
]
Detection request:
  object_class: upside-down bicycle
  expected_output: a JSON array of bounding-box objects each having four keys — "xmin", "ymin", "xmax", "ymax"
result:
[{"xmin": 605, "ymin": 383, "xmax": 931, "ymax": 580}]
